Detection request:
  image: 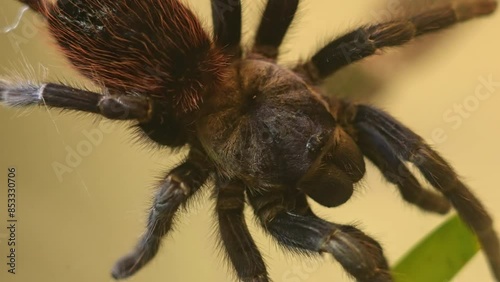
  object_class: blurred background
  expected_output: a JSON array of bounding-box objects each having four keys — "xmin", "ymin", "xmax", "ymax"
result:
[{"xmin": 0, "ymin": 0, "xmax": 499, "ymax": 281}]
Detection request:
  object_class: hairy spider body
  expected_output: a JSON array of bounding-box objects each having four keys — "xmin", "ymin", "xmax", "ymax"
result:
[
  {"xmin": 53, "ymin": 0, "xmax": 226, "ymax": 108},
  {"xmin": 199, "ymin": 60, "xmax": 337, "ymax": 187},
  {"xmin": 1, "ymin": 0, "xmax": 499, "ymax": 281}
]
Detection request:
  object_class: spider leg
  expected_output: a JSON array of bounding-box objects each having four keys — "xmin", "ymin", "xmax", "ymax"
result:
[
  {"xmin": 350, "ymin": 104, "xmax": 500, "ymax": 280},
  {"xmin": 111, "ymin": 150, "xmax": 210, "ymax": 279},
  {"xmin": 215, "ymin": 179, "xmax": 268, "ymax": 282},
  {"xmin": 249, "ymin": 191, "xmax": 392, "ymax": 282},
  {"xmin": 356, "ymin": 123, "xmax": 451, "ymax": 214},
  {"xmin": 295, "ymin": 1, "xmax": 497, "ymax": 83},
  {"xmin": 290, "ymin": 190, "xmax": 315, "ymax": 216},
  {"xmin": 211, "ymin": 0, "xmax": 242, "ymax": 57},
  {"xmin": 0, "ymin": 82, "xmax": 153, "ymax": 121},
  {"xmin": 252, "ymin": 0, "xmax": 300, "ymax": 60}
]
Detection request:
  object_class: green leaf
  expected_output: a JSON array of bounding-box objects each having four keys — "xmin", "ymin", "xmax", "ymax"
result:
[{"xmin": 392, "ymin": 215, "xmax": 480, "ymax": 282}]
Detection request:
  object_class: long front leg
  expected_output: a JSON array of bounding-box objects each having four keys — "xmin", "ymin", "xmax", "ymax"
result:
[
  {"xmin": 351, "ymin": 104, "xmax": 500, "ymax": 280},
  {"xmin": 211, "ymin": 0, "xmax": 242, "ymax": 56},
  {"xmin": 295, "ymin": 1, "xmax": 497, "ymax": 83},
  {"xmin": 1, "ymin": 82, "xmax": 153, "ymax": 121},
  {"xmin": 356, "ymin": 123, "xmax": 451, "ymax": 214},
  {"xmin": 111, "ymin": 150, "xmax": 211, "ymax": 279},
  {"xmin": 215, "ymin": 179, "xmax": 268, "ymax": 282},
  {"xmin": 249, "ymin": 192, "xmax": 392, "ymax": 282}
]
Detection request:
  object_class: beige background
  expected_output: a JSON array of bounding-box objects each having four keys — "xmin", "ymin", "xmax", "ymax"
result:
[{"xmin": 0, "ymin": 0, "xmax": 499, "ymax": 281}]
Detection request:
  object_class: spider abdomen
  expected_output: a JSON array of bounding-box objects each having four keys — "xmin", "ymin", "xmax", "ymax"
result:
[{"xmin": 47, "ymin": 0, "xmax": 228, "ymax": 111}]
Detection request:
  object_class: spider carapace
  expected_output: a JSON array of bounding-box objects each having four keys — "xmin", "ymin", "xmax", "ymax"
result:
[{"xmin": 1, "ymin": 0, "xmax": 499, "ymax": 281}]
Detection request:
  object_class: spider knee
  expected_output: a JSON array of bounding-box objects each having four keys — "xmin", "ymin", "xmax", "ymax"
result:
[
  {"xmin": 98, "ymin": 95, "xmax": 153, "ymax": 122},
  {"xmin": 152, "ymin": 175, "xmax": 196, "ymax": 214},
  {"xmin": 216, "ymin": 191, "xmax": 245, "ymax": 211},
  {"xmin": 321, "ymin": 228, "xmax": 389, "ymax": 281},
  {"xmin": 409, "ymin": 147, "xmax": 462, "ymax": 194},
  {"xmin": 250, "ymin": 195, "xmax": 287, "ymax": 225}
]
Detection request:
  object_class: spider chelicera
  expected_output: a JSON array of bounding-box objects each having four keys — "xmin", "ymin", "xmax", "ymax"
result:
[{"xmin": 1, "ymin": 0, "xmax": 499, "ymax": 281}]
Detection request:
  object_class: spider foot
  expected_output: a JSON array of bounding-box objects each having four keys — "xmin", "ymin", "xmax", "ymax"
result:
[
  {"xmin": 111, "ymin": 239, "xmax": 160, "ymax": 280},
  {"xmin": 323, "ymin": 226, "xmax": 392, "ymax": 282}
]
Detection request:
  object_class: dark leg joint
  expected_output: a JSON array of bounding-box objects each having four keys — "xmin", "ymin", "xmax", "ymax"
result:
[
  {"xmin": 257, "ymin": 209, "xmax": 392, "ymax": 282},
  {"xmin": 211, "ymin": 0, "xmax": 242, "ymax": 56},
  {"xmin": 216, "ymin": 182, "xmax": 245, "ymax": 211},
  {"xmin": 253, "ymin": 0, "xmax": 299, "ymax": 60},
  {"xmin": 352, "ymin": 104, "xmax": 500, "ymax": 280},
  {"xmin": 321, "ymin": 226, "xmax": 390, "ymax": 282},
  {"xmin": 216, "ymin": 180, "xmax": 269, "ymax": 282},
  {"xmin": 112, "ymin": 155, "xmax": 210, "ymax": 279},
  {"xmin": 98, "ymin": 95, "xmax": 153, "ymax": 122}
]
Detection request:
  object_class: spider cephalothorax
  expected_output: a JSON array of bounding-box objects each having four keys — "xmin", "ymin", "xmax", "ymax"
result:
[{"xmin": 1, "ymin": 0, "xmax": 499, "ymax": 281}]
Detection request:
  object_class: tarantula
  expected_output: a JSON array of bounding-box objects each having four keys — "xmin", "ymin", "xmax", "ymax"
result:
[{"xmin": 1, "ymin": 0, "xmax": 499, "ymax": 281}]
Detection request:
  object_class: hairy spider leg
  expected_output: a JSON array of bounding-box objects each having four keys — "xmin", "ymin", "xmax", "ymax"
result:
[
  {"xmin": 216, "ymin": 183, "xmax": 317, "ymax": 282},
  {"xmin": 289, "ymin": 190, "xmax": 316, "ymax": 217},
  {"xmin": 295, "ymin": 1, "xmax": 498, "ymax": 83},
  {"xmin": 249, "ymin": 191, "xmax": 392, "ymax": 282},
  {"xmin": 351, "ymin": 104, "xmax": 500, "ymax": 280},
  {"xmin": 252, "ymin": 0, "xmax": 300, "ymax": 60},
  {"xmin": 15, "ymin": 0, "xmax": 229, "ymax": 147},
  {"xmin": 112, "ymin": 149, "xmax": 211, "ymax": 279},
  {"xmin": 357, "ymin": 125, "xmax": 452, "ymax": 214},
  {"xmin": 0, "ymin": 82, "xmax": 152, "ymax": 121},
  {"xmin": 211, "ymin": 0, "xmax": 242, "ymax": 57},
  {"xmin": 215, "ymin": 179, "xmax": 268, "ymax": 282}
]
